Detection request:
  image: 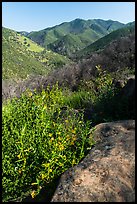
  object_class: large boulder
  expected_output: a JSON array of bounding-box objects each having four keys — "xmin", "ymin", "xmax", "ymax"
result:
[{"xmin": 51, "ymin": 120, "xmax": 135, "ymax": 202}]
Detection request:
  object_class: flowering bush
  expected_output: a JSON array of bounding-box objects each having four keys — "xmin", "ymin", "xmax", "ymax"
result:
[{"xmin": 2, "ymin": 84, "xmax": 95, "ymax": 202}]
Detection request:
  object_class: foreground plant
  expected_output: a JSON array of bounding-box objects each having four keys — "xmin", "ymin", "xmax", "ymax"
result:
[{"xmin": 2, "ymin": 83, "xmax": 95, "ymax": 202}]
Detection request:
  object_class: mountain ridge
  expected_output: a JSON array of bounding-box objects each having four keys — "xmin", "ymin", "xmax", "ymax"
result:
[
  {"xmin": 20, "ymin": 18, "xmax": 125, "ymax": 57},
  {"xmin": 74, "ymin": 22, "xmax": 135, "ymax": 59}
]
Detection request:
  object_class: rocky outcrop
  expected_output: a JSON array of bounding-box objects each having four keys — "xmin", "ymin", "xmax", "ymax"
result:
[{"xmin": 51, "ymin": 120, "xmax": 135, "ymax": 202}]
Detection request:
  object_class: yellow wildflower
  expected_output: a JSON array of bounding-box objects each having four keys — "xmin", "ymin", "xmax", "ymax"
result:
[
  {"xmin": 42, "ymin": 163, "xmax": 50, "ymax": 168},
  {"xmin": 66, "ymin": 135, "xmax": 70, "ymax": 141},
  {"xmin": 59, "ymin": 145, "xmax": 64, "ymax": 151},
  {"xmin": 24, "ymin": 148, "xmax": 30, "ymax": 152},
  {"xmin": 18, "ymin": 169, "xmax": 22, "ymax": 174},
  {"xmin": 72, "ymin": 159, "xmax": 75, "ymax": 165},
  {"xmin": 31, "ymin": 182, "xmax": 37, "ymax": 186},
  {"xmin": 17, "ymin": 154, "xmax": 21, "ymax": 159},
  {"xmin": 73, "ymin": 136, "xmax": 77, "ymax": 141},
  {"xmin": 43, "ymin": 105, "xmax": 47, "ymax": 110},
  {"xmin": 49, "ymin": 133, "xmax": 52, "ymax": 137},
  {"xmin": 58, "ymin": 136, "xmax": 61, "ymax": 140},
  {"xmin": 31, "ymin": 190, "xmax": 36, "ymax": 199},
  {"xmin": 50, "ymin": 137, "xmax": 54, "ymax": 143},
  {"xmin": 71, "ymin": 136, "xmax": 77, "ymax": 145},
  {"xmin": 71, "ymin": 129, "xmax": 76, "ymax": 134},
  {"xmin": 57, "ymin": 132, "xmax": 61, "ymax": 135},
  {"xmin": 28, "ymin": 92, "xmax": 32, "ymax": 97},
  {"xmin": 71, "ymin": 141, "xmax": 74, "ymax": 145},
  {"xmin": 41, "ymin": 174, "xmax": 46, "ymax": 180}
]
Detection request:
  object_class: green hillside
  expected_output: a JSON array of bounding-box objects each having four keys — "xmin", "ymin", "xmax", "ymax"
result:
[
  {"xmin": 2, "ymin": 27, "xmax": 70, "ymax": 80},
  {"xmin": 75, "ymin": 22, "xmax": 135, "ymax": 59},
  {"xmin": 24, "ymin": 18, "xmax": 125, "ymax": 57},
  {"xmin": 33, "ymin": 49, "xmax": 70, "ymax": 68},
  {"xmin": 2, "ymin": 27, "xmax": 47, "ymax": 80},
  {"xmin": 2, "ymin": 19, "xmax": 135, "ymax": 202},
  {"xmin": 47, "ymin": 33, "xmax": 85, "ymax": 57}
]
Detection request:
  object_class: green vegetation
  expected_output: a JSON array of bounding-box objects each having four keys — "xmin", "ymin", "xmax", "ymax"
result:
[
  {"xmin": 47, "ymin": 33, "xmax": 86, "ymax": 56},
  {"xmin": 2, "ymin": 27, "xmax": 70, "ymax": 80},
  {"xmin": 82, "ymin": 65, "xmax": 135, "ymax": 124},
  {"xmin": 2, "ymin": 83, "xmax": 95, "ymax": 202},
  {"xmin": 3, "ymin": 64, "xmax": 135, "ymax": 201},
  {"xmin": 2, "ymin": 18, "xmax": 135, "ymax": 202},
  {"xmin": 2, "ymin": 27, "xmax": 48, "ymax": 80},
  {"xmin": 63, "ymin": 90, "xmax": 93, "ymax": 110},
  {"xmin": 33, "ymin": 49, "xmax": 70, "ymax": 70},
  {"xmin": 62, "ymin": 65, "xmax": 116, "ymax": 122},
  {"xmin": 75, "ymin": 23, "xmax": 135, "ymax": 58},
  {"xmin": 17, "ymin": 34, "xmax": 44, "ymax": 52},
  {"xmin": 26, "ymin": 19, "xmax": 125, "ymax": 57}
]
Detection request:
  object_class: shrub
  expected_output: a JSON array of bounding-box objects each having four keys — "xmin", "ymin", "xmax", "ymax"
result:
[
  {"xmin": 2, "ymin": 84, "xmax": 95, "ymax": 202},
  {"xmin": 63, "ymin": 90, "xmax": 93, "ymax": 110},
  {"xmin": 91, "ymin": 65, "xmax": 135, "ymax": 124},
  {"xmin": 91, "ymin": 65, "xmax": 116, "ymax": 123}
]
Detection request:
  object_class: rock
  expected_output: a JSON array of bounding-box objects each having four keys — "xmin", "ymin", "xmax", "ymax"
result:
[
  {"xmin": 117, "ymin": 78, "xmax": 135, "ymax": 118},
  {"xmin": 51, "ymin": 120, "xmax": 135, "ymax": 202},
  {"xmin": 120, "ymin": 77, "xmax": 135, "ymax": 98}
]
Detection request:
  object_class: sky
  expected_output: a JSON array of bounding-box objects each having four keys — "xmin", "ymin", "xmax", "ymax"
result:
[{"xmin": 2, "ymin": 2, "xmax": 135, "ymax": 32}]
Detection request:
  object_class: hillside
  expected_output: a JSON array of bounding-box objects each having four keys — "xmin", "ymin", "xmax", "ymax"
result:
[
  {"xmin": 2, "ymin": 27, "xmax": 70, "ymax": 80},
  {"xmin": 2, "ymin": 19, "xmax": 135, "ymax": 203},
  {"xmin": 3, "ymin": 32, "xmax": 135, "ymax": 102},
  {"xmin": 27, "ymin": 33, "xmax": 135, "ymax": 92},
  {"xmin": 74, "ymin": 22, "xmax": 135, "ymax": 59},
  {"xmin": 47, "ymin": 33, "xmax": 85, "ymax": 57},
  {"xmin": 24, "ymin": 19, "xmax": 125, "ymax": 57}
]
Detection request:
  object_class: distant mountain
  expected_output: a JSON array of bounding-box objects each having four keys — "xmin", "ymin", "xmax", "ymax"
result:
[
  {"xmin": 47, "ymin": 33, "xmax": 85, "ymax": 57},
  {"xmin": 125, "ymin": 21, "xmax": 135, "ymax": 27},
  {"xmin": 2, "ymin": 27, "xmax": 70, "ymax": 80},
  {"xmin": 19, "ymin": 31, "xmax": 29, "ymax": 36},
  {"xmin": 75, "ymin": 22, "xmax": 135, "ymax": 59},
  {"xmin": 23, "ymin": 18, "xmax": 125, "ymax": 57},
  {"xmin": 2, "ymin": 19, "xmax": 134, "ymax": 81},
  {"xmin": 42, "ymin": 33, "xmax": 135, "ymax": 91}
]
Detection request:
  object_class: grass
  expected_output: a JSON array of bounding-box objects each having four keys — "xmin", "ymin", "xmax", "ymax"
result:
[
  {"xmin": 17, "ymin": 34, "xmax": 44, "ymax": 52},
  {"xmin": 2, "ymin": 27, "xmax": 49, "ymax": 80},
  {"xmin": 2, "ymin": 27, "xmax": 71, "ymax": 80}
]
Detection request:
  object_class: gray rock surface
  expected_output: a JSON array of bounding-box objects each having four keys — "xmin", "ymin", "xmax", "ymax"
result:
[{"xmin": 51, "ymin": 120, "xmax": 135, "ymax": 202}]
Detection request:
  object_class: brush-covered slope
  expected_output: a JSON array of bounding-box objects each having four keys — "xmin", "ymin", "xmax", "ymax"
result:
[
  {"xmin": 2, "ymin": 27, "xmax": 70, "ymax": 80},
  {"xmin": 75, "ymin": 22, "xmax": 135, "ymax": 59},
  {"xmin": 47, "ymin": 33, "xmax": 85, "ymax": 57},
  {"xmin": 2, "ymin": 32, "xmax": 135, "ymax": 102},
  {"xmin": 25, "ymin": 19, "xmax": 125, "ymax": 56},
  {"xmin": 2, "ymin": 27, "xmax": 47, "ymax": 80}
]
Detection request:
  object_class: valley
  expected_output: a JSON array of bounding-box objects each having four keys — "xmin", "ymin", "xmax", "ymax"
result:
[{"xmin": 2, "ymin": 18, "xmax": 135, "ymax": 202}]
